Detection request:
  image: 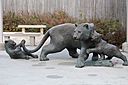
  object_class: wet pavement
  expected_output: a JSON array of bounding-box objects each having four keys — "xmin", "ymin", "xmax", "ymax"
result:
[{"xmin": 0, "ymin": 47, "xmax": 128, "ymax": 85}]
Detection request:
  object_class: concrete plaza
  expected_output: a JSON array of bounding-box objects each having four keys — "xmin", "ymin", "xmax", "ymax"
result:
[{"xmin": 0, "ymin": 47, "xmax": 128, "ymax": 85}]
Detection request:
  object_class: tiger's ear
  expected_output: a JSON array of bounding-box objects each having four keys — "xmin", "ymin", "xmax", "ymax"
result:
[
  {"xmin": 89, "ymin": 23, "xmax": 95, "ymax": 30},
  {"xmin": 5, "ymin": 40, "xmax": 8, "ymax": 43},
  {"xmin": 83, "ymin": 24, "xmax": 89, "ymax": 29},
  {"xmin": 75, "ymin": 23, "xmax": 78, "ymax": 27}
]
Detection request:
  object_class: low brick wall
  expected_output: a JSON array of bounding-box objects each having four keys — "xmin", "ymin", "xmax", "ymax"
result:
[{"xmin": 3, "ymin": 32, "xmax": 50, "ymax": 46}]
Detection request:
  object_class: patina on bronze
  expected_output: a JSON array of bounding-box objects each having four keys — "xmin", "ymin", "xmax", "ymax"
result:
[
  {"xmin": 5, "ymin": 39, "xmax": 38, "ymax": 60},
  {"xmin": 73, "ymin": 23, "xmax": 128, "ymax": 67},
  {"xmin": 21, "ymin": 23, "xmax": 99, "ymax": 67}
]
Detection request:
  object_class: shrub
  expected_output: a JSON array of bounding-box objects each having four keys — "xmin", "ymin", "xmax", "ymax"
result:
[
  {"xmin": 3, "ymin": 11, "xmax": 76, "ymax": 32},
  {"xmin": 3, "ymin": 11, "xmax": 125, "ymax": 47},
  {"xmin": 90, "ymin": 19, "xmax": 125, "ymax": 48}
]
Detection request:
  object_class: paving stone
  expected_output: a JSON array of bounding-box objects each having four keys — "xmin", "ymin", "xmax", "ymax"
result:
[{"xmin": 0, "ymin": 49, "xmax": 128, "ymax": 85}]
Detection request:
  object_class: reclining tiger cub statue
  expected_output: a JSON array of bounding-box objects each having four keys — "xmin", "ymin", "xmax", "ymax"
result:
[{"xmin": 5, "ymin": 39, "xmax": 38, "ymax": 60}]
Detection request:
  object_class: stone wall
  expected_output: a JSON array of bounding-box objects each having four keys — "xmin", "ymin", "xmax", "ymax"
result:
[{"xmin": 3, "ymin": 32, "xmax": 50, "ymax": 46}]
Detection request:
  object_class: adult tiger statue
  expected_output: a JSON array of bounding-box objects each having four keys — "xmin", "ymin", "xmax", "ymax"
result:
[{"xmin": 21, "ymin": 23, "xmax": 98, "ymax": 67}]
